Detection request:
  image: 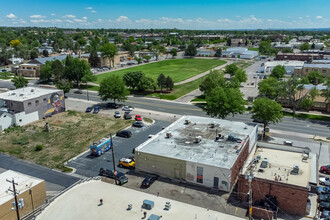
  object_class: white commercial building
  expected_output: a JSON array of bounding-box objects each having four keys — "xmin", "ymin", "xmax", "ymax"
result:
[
  {"xmin": 222, "ymin": 47, "xmax": 258, "ymax": 59},
  {"xmin": 258, "ymin": 61, "xmax": 304, "ymax": 75}
]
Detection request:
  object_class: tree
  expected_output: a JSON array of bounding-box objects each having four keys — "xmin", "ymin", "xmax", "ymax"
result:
[
  {"xmin": 143, "ymin": 55, "xmax": 151, "ymax": 62},
  {"xmin": 299, "ymin": 42, "xmax": 310, "ymax": 51},
  {"xmin": 321, "ymin": 76, "xmax": 330, "ymax": 105},
  {"xmin": 77, "ymin": 38, "xmax": 87, "ymax": 47},
  {"xmin": 56, "ymin": 79, "xmax": 72, "ymax": 97},
  {"xmin": 51, "ymin": 60, "xmax": 64, "ymax": 81},
  {"xmin": 269, "ymin": 65, "xmax": 286, "ymax": 79},
  {"xmin": 299, "ymin": 98, "xmax": 314, "ymax": 111},
  {"xmin": 258, "ymin": 77, "xmax": 280, "ymax": 99},
  {"xmin": 123, "ymin": 71, "xmax": 144, "ymax": 90},
  {"xmin": 42, "ymin": 49, "xmax": 48, "ymax": 57},
  {"xmin": 82, "ymin": 71, "xmax": 97, "ymax": 101},
  {"xmin": 30, "ymin": 50, "xmax": 38, "ymax": 59},
  {"xmin": 137, "ymin": 76, "xmax": 156, "ymax": 92},
  {"xmin": 165, "ymin": 76, "xmax": 174, "ymax": 91},
  {"xmin": 100, "ymin": 43, "xmax": 118, "ymax": 67},
  {"xmin": 226, "ymin": 38, "xmax": 231, "ymax": 46},
  {"xmin": 134, "ymin": 57, "xmax": 143, "ymax": 64},
  {"xmin": 10, "ymin": 40, "xmax": 22, "ymax": 52},
  {"xmin": 259, "ymin": 40, "xmax": 272, "ymax": 55},
  {"xmin": 224, "ymin": 63, "xmax": 239, "ymax": 76},
  {"xmin": 88, "ymin": 50, "xmax": 100, "ymax": 67},
  {"xmin": 204, "ymin": 86, "xmax": 245, "ymax": 118},
  {"xmin": 311, "ymin": 43, "xmax": 315, "ymax": 49},
  {"xmin": 307, "ymin": 71, "xmax": 324, "ymax": 84},
  {"xmin": 64, "ymin": 57, "xmax": 91, "ymax": 87},
  {"xmin": 200, "ymin": 70, "xmax": 227, "ymax": 95},
  {"xmin": 170, "ymin": 48, "xmax": 177, "ymax": 58},
  {"xmin": 233, "ymin": 68, "xmax": 247, "ymax": 85},
  {"xmin": 157, "ymin": 73, "xmax": 166, "ymax": 91},
  {"xmin": 185, "ymin": 44, "xmax": 197, "ymax": 57},
  {"xmin": 214, "ymin": 48, "xmax": 222, "ymax": 57},
  {"xmin": 98, "ymin": 75, "xmax": 129, "ymax": 104},
  {"xmin": 251, "ymin": 97, "xmax": 283, "ymax": 132},
  {"xmin": 11, "ymin": 75, "xmax": 28, "ymax": 88},
  {"xmin": 39, "ymin": 61, "xmax": 53, "ymax": 82}
]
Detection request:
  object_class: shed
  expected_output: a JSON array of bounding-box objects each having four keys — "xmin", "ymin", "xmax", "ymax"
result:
[{"xmin": 142, "ymin": 200, "xmax": 154, "ymax": 210}]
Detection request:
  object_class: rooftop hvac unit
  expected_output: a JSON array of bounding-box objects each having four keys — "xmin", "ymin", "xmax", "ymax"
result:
[
  {"xmin": 194, "ymin": 136, "xmax": 202, "ymax": 143},
  {"xmin": 260, "ymin": 158, "xmax": 268, "ymax": 168},
  {"xmin": 31, "ymin": 89, "xmax": 34, "ymax": 92},
  {"xmin": 185, "ymin": 120, "xmax": 190, "ymax": 125},
  {"xmin": 166, "ymin": 132, "xmax": 172, "ymax": 138},
  {"xmin": 290, "ymin": 165, "xmax": 300, "ymax": 175}
]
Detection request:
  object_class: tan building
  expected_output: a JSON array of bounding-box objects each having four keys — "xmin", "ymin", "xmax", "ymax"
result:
[
  {"xmin": 17, "ymin": 64, "xmax": 40, "ymax": 77},
  {"xmin": 294, "ymin": 63, "xmax": 330, "ymax": 77},
  {"xmin": 80, "ymin": 51, "xmax": 130, "ymax": 67},
  {"xmin": 0, "ymin": 170, "xmax": 46, "ymax": 220}
]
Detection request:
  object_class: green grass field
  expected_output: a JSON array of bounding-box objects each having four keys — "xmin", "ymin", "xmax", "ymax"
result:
[{"xmin": 96, "ymin": 59, "xmax": 226, "ymax": 83}]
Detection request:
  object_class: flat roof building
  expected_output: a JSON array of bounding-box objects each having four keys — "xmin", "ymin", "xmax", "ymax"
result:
[
  {"xmin": 294, "ymin": 63, "xmax": 330, "ymax": 77},
  {"xmin": 0, "ymin": 170, "xmax": 46, "ymax": 220},
  {"xmin": 238, "ymin": 144, "xmax": 317, "ymax": 216},
  {"xmin": 258, "ymin": 61, "xmax": 304, "ymax": 75},
  {"xmin": 135, "ymin": 116, "xmax": 258, "ymax": 192}
]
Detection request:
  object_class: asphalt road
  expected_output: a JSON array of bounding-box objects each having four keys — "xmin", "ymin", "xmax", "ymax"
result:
[
  {"xmin": 67, "ymin": 120, "xmax": 171, "ymax": 177},
  {"xmin": 67, "ymin": 91, "xmax": 330, "ymax": 138},
  {"xmin": 0, "ymin": 154, "xmax": 80, "ymax": 190}
]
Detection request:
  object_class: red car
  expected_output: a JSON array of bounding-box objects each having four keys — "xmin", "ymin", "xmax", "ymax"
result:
[
  {"xmin": 135, "ymin": 115, "xmax": 142, "ymax": 121},
  {"xmin": 320, "ymin": 165, "xmax": 330, "ymax": 174}
]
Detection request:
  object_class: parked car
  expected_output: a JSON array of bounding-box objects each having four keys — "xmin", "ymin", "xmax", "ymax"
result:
[
  {"xmin": 85, "ymin": 107, "xmax": 93, "ymax": 113},
  {"xmin": 135, "ymin": 114, "xmax": 142, "ymax": 121},
  {"xmin": 74, "ymin": 90, "xmax": 83, "ymax": 94},
  {"xmin": 122, "ymin": 106, "xmax": 133, "ymax": 111},
  {"xmin": 319, "ymin": 202, "xmax": 330, "ymax": 211},
  {"xmin": 319, "ymin": 194, "xmax": 330, "ymax": 202},
  {"xmin": 320, "ymin": 178, "xmax": 330, "ymax": 186},
  {"xmin": 124, "ymin": 111, "xmax": 132, "ymax": 119},
  {"xmin": 321, "ymin": 210, "xmax": 330, "ymax": 218},
  {"xmin": 119, "ymin": 158, "xmax": 135, "ymax": 169},
  {"xmin": 141, "ymin": 175, "xmax": 158, "ymax": 188},
  {"xmin": 116, "ymin": 130, "xmax": 132, "ymax": 138},
  {"xmin": 99, "ymin": 168, "xmax": 128, "ymax": 185},
  {"xmin": 93, "ymin": 106, "xmax": 100, "ymax": 114},
  {"xmin": 107, "ymin": 103, "xmax": 119, "ymax": 109},
  {"xmin": 320, "ymin": 165, "xmax": 330, "ymax": 174},
  {"xmin": 319, "ymin": 187, "xmax": 330, "ymax": 194},
  {"xmin": 283, "ymin": 140, "xmax": 293, "ymax": 146},
  {"xmin": 114, "ymin": 111, "xmax": 121, "ymax": 118},
  {"xmin": 132, "ymin": 121, "xmax": 144, "ymax": 128}
]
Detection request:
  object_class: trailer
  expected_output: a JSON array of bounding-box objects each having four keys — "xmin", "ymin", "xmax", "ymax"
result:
[{"xmin": 90, "ymin": 137, "xmax": 111, "ymax": 156}]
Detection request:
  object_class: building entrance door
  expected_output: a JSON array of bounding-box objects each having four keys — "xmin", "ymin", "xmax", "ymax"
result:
[{"xmin": 213, "ymin": 177, "xmax": 219, "ymax": 188}]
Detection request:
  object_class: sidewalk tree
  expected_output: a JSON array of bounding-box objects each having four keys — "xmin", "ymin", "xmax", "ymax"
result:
[
  {"xmin": 170, "ymin": 48, "xmax": 177, "ymax": 58},
  {"xmin": 321, "ymin": 76, "xmax": 330, "ymax": 104},
  {"xmin": 123, "ymin": 71, "xmax": 144, "ymax": 90},
  {"xmin": 165, "ymin": 76, "xmax": 174, "ymax": 91},
  {"xmin": 11, "ymin": 75, "xmax": 28, "ymax": 88},
  {"xmin": 200, "ymin": 70, "xmax": 226, "ymax": 95},
  {"xmin": 100, "ymin": 43, "xmax": 118, "ymax": 68},
  {"xmin": 64, "ymin": 58, "xmax": 91, "ymax": 87},
  {"xmin": 251, "ymin": 97, "xmax": 283, "ymax": 133},
  {"xmin": 233, "ymin": 68, "xmax": 247, "ymax": 85},
  {"xmin": 56, "ymin": 79, "xmax": 72, "ymax": 97},
  {"xmin": 185, "ymin": 44, "xmax": 197, "ymax": 57},
  {"xmin": 224, "ymin": 63, "xmax": 238, "ymax": 76},
  {"xmin": 204, "ymin": 86, "xmax": 245, "ymax": 119},
  {"xmin": 98, "ymin": 75, "xmax": 129, "ymax": 104},
  {"xmin": 258, "ymin": 77, "xmax": 280, "ymax": 99},
  {"xmin": 157, "ymin": 73, "xmax": 166, "ymax": 91},
  {"xmin": 134, "ymin": 57, "xmax": 143, "ymax": 64},
  {"xmin": 307, "ymin": 71, "xmax": 324, "ymax": 84},
  {"xmin": 143, "ymin": 55, "xmax": 151, "ymax": 62},
  {"xmin": 269, "ymin": 65, "xmax": 286, "ymax": 79}
]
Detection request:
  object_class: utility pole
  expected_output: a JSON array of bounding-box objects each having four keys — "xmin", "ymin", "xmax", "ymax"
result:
[
  {"xmin": 110, "ymin": 134, "xmax": 118, "ymax": 185},
  {"xmin": 245, "ymin": 172, "xmax": 254, "ymax": 220},
  {"xmin": 6, "ymin": 178, "xmax": 20, "ymax": 220}
]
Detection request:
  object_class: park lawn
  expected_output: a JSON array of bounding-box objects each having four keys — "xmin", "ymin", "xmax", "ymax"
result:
[
  {"xmin": 148, "ymin": 77, "xmax": 205, "ymax": 100},
  {"xmin": 96, "ymin": 59, "xmax": 226, "ymax": 84},
  {"xmin": 282, "ymin": 111, "xmax": 330, "ymax": 122},
  {"xmin": 0, "ymin": 111, "xmax": 132, "ymax": 172}
]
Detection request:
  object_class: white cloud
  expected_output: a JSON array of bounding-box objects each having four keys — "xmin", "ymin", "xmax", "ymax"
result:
[
  {"xmin": 91, "ymin": 10, "xmax": 97, "ymax": 13},
  {"xmin": 116, "ymin": 16, "xmax": 130, "ymax": 22},
  {"xmin": 6, "ymin": 13, "xmax": 17, "ymax": 19},
  {"xmin": 82, "ymin": 16, "xmax": 87, "ymax": 20},
  {"xmin": 86, "ymin": 7, "xmax": 93, "ymax": 10},
  {"xmin": 316, "ymin": 16, "xmax": 323, "ymax": 19},
  {"xmin": 239, "ymin": 15, "xmax": 263, "ymax": 24},
  {"xmin": 30, "ymin": 15, "xmax": 46, "ymax": 19},
  {"xmin": 97, "ymin": 19, "xmax": 103, "ymax": 23},
  {"xmin": 217, "ymin": 18, "xmax": 232, "ymax": 23},
  {"xmin": 62, "ymin": 15, "xmax": 76, "ymax": 18},
  {"xmin": 66, "ymin": 19, "xmax": 74, "ymax": 24},
  {"xmin": 51, "ymin": 13, "xmax": 56, "ymax": 16},
  {"xmin": 298, "ymin": 17, "xmax": 303, "ymax": 20}
]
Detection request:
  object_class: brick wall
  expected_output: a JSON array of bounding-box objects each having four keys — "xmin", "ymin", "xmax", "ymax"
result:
[
  {"xmin": 238, "ymin": 176, "xmax": 308, "ymax": 216},
  {"xmin": 252, "ymin": 206, "xmax": 274, "ymax": 220},
  {"xmin": 231, "ymin": 138, "xmax": 250, "ymax": 185}
]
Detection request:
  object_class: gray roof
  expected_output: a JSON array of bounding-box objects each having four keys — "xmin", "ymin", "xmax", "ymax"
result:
[
  {"xmin": 31, "ymin": 55, "xmax": 69, "ymax": 65},
  {"xmin": 304, "ymin": 63, "xmax": 330, "ymax": 69}
]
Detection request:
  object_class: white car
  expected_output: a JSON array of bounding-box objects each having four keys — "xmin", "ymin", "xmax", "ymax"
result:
[
  {"xmin": 122, "ymin": 106, "xmax": 133, "ymax": 111},
  {"xmin": 319, "ymin": 177, "xmax": 330, "ymax": 186}
]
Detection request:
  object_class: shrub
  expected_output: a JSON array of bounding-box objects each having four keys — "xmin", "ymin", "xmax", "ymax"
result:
[
  {"xmin": 35, "ymin": 145, "xmax": 44, "ymax": 151},
  {"xmin": 67, "ymin": 110, "xmax": 77, "ymax": 116}
]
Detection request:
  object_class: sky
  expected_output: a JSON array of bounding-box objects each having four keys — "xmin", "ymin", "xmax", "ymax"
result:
[{"xmin": 0, "ymin": 0, "xmax": 329, "ymax": 30}]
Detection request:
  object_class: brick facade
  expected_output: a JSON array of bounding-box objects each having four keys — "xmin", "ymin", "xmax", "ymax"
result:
[
  {"xmin": 231, "ymin": 138, "xmax": 250, "ymax": 185},
  {"xmin": 252, "ymin": 206, "xmax": 274, "ymax": 220},
  {"xmin": 238, "ymin": 176, "xmax": 308, "ymax": 216},
  {"xmin": 276, "ymin": 53, "xmax": 323, "ymax": 62}
]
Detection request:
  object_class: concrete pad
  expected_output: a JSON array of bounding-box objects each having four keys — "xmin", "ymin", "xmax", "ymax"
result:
[{"xmin": 36, "ymin": 180, "xmax": 244, "ymax": 220}]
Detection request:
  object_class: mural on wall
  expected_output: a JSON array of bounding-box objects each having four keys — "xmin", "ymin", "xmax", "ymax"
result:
[{"xmin": 44, "ymin": 92, "xmax": 65, "ymax": 117}]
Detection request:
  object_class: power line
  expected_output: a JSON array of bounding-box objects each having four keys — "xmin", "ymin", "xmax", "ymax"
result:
[{"xmin": 6, "ymin": 178, "xmax": 20, "ymax": 220}]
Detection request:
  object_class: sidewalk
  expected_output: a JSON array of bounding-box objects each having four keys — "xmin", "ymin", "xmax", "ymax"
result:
[{"xmin": 282, "ymin": 108, "xmax": 330, "ymax": 118}]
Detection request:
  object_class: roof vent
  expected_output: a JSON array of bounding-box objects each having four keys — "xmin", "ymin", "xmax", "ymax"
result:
[
  {"xmin": 290, "ymin": 165, "xmax": 300, "ymax": 175},
  {"xmin": 210, "ymin": 123, "xmax": 215, "ymax": 128},
  {"xmin": 166, "ymin": 132, "xmax": 172, "ymax": 138},
  {"xmin": 31, "ymin": 89, "xmax": 34, "ymax": 92},
  {"xmin": 185, "ymin": 120, "xmax": 190, "ymax": 125},
  {"xmin": 260, "ymin": 158, "xmax": 268, "ymax": 168},
  {"xmin": 194, "ymin": 136, "xmax": 202, "ymax": 143}
]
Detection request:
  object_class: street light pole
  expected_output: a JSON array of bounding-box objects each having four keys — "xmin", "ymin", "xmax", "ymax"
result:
[{"xmin": 110, "ymin": 134, "xmax": 118, "ymax": 185}]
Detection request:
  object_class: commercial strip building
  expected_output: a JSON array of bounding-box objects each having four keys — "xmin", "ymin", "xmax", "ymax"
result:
[
  {"xmin": 135, "ymin": 116, "xmax": 258, "ymax": 192},
  {"xmin": 0, "ymin": 87, "xmax": 65, "ymax": 131},
  {"xmin": 258, "ymin": 61, "xmax": 304, "ymax": 75},
  {"xmin": 294, "ymin": 63, "xmax": 330, "ymax": 77},
  {"xmin": 0, "ymin": 170, "xmax": 46, "ymax": 220},
  {"xmin": 275, "ymin": 52, "xmax": 324, "ymax": 62},
  {"xmin": 238, "ymin": 144, "xmax": 317, "ymax": 217},
  {"xmin": 222, "ymin": 47, "xmax": 258, "ymax": 59},
  {"xmin": 36, "ymin": 180, "xmax": 243, "ymax": 220}
]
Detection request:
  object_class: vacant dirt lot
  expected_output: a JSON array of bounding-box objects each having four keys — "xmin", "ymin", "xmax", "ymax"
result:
[{"xmin": 0, "ymin": 111, "xmax": 132, "ymax": 171}]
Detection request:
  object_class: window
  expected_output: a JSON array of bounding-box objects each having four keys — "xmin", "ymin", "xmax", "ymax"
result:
[
  {"xmin": 35, "ymin": 100, "xmax": 39, "ymax": 106},
  {"xmin": 305, "ymin": 69, "xmax": 309, "ymax": 73},
  {"xmin": 43, "ymin": 98, "xmax": 47, "ymax": 102},
  {"xmin": 196, "ymin": 166, "xmax": 203, "ymax": 183},
  {"xmin": 19, "ymin": 119, "xmax": 22, "ymax": 122},
  {"xmin": 28, "ymin": 102, "xmax": 32, "ymax": 107}
]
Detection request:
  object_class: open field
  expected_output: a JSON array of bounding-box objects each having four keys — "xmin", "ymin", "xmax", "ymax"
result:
[
  {"xmin": 0, "ymin": 111, "xmax": 132, "ymax": 172},
  {"xmin": 95, "ymin": 58, "xmax": 226, "ymax": 83}
]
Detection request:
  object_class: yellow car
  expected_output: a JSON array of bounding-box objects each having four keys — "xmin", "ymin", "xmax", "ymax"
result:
[{"xmin": 119, "ymin": 158, "xmax": 135, "ymax": 169}]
